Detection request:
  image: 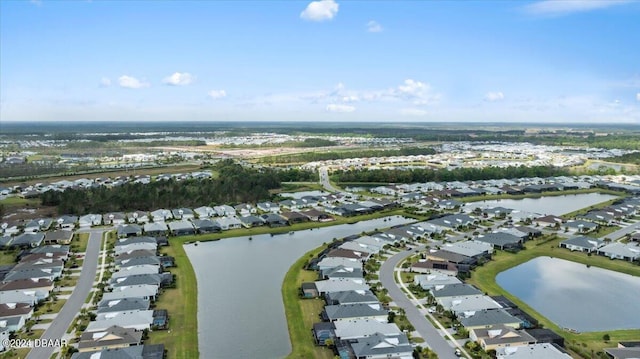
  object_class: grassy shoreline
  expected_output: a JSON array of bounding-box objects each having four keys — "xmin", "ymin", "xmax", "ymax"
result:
[{"xmin": 467, "ymin": 236, "xmax": 640, "ymax": 356}]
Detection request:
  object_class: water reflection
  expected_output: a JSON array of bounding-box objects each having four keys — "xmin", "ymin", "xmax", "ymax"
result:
[
  {"xmin": 497, "ymin": 257, "xmax": 640, "ymax": 332},
  {"xmin": 468, "ymin": 193, "xmax": 618, "ymax": 216},
  {"xmin": 185, "ymin": 216, "xmax": 413, "ymax": 359}
]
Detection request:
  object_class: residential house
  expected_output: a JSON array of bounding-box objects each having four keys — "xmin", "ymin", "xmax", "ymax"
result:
[
  {"xmin": 326, "ymin": 248, "xmax": 370, "ymax": 261},
  {"xmin": 459, "ymin": 309, "xmax": 523, "ymax": 330},
  {"xmin": 97, "ymin": 298, "xmax": 151, "ymax": 314},
  {"xmin": 234, "ymin": 203, "xmax": 256, "ymax": 216},
  {"xmin": 78, "ymin": 325, "xmax": 143, "ymax": 352},
  {"xmin": 44, "ymin": 230, "xmax": 74, "ymax": 245},
  {"xmin": 430, "ymin": 284, "xmax": 482, "ymax": 300},
  {"xmin": 0, "ymin": 220, "xmax": 21, "ymax": 236},
  {"xmin": 333, "ymin": 319, "xmax": 402, "ymax": 341},
  {"xmin": 72, "ymin": 345, "xmax": 167, "ymax": 359},
  {"xmin": 150, "ymin": 209, "xmax": 173, "ymax": 222},
  {"xmin": 167, "ymin": 220, "xmax": 196, "ymax": 236},
  {"xmin": 85, "ymin": 310, "xmax": 154, "ymax": 332},
  {"xmin": 101, "ymin": 285, "xmax": 158, "ymax": 302},
  {"xmin": 23, "ymin": 218, "xmax": 53, "ymax": 232},
  {"xmin": 535, "ymin": 215, "xmax": 564, "ymax": 228},
  {"xmin": 77, "ymin": 214, "xmax": 101, "ymax": 228},
  {"xmin": 495, "ymin": 344, "xmax": 572, "ymax": 359},
  {"xmin": 597, "ymin": 242, "xmax": 640, "ymax": 262},
  {"xmin": 117, "ymin": 224, "xmax": 143, "ymax": 238},
  {"xmin": 191, "ymin": 219, "xmax": 221, "ymax": 234},
  {"xmin": 239, "ymin": 215, "xmax": 265, "ymax": 228},
  {"xmin": 257, "ymin": 202, "xmax": 281, "ymax": 213},
  {"xmin": 350, "ymin": 332, "xmax": 413, "ymax": 359},
  {"xmin": 171, "ymin": 208, "xmax": 194, "ymax": 220},
  {"xmin": 411, "ymin": 259, "xmax": 459, "ymax": 276},
  {"xmin": 259, "ymin": 213, "xmax": 288, "ymax": 227},
  {"xmin": 470, "ymin": 325, "xmax": 536, "ymax": 351},
  {"xmin": 111, "ymin": 265, "xmax": 160, "ymax": 279},
  {"xmin": 474, "ymin": 232, "xmax": 524, "ymax": 250},
  {"xmin": 300, "ymin": 208, "xmax": 333, "ymax": 222},
  {"xmin": 312, "ymin": 322, "xmax": 334, "ymax": 345},
  {"xmin": 216, "ymin": 217, "xmax": 242, "ymax": 230},
  {"xmin": 320, "ymin": 266, "xmax": 364, "ymax": 280},
  {"xmin": 441, "ymin": 241, "xmax": 493, "ymax": 260},
  {"xmin": 0, "ymin": 278, "xmax": 54, "ymax": 299},
  {"xmin": 413, "ymin": 274, "xmax": 462, "ymax": 290},
  {"xmin": 325, "ymin": 290, "xmax": 379, "ymax": 306},
  {"xmin": 193, "ymin": 206, "xmax": 215, "ymax": 219},
  {"xmin": 126, "ymin": 211, "xmax": 149, "ymax": 224},
  {"xmin": 213, "ymin": 205, "xmax": 236, "ymax": 217},
  {"xmin": 143, "ymin": 222, "xmax": 168, "ymax": 237},
  {"xmin": 9, "ymin": 233, "xmax": 45, "ymax": 248},
  {"xmin": 316, "ymin": 257, "xmax": 363, "ymax": 272},
  {"xmin": 56, "ymin": 215, "xmax": 78, "ymax": 229},
  {"xmin": 323, "ymin": 303, "xmax": 388, "ymax": 322},
  {"xmin": 578, "ymin": 211, "xmax": 615, "ymax": 226},
  {"xmin": 559, "ymin": 236, "xmax": 605, "ymax": 253},
  {"xmin": 279, "ymin": 211, "xmax": 309, "ymax": 225},
  {"xmin": 425, "ymin": 249, "xmax": 476, "ymax": 272},
  {"xmin": 437, "ymin": 294, "xmax": 503, "ymax": 315},
  {"xmin": 103, "ymin": 212, "xmax": 127, "ymax": 225},
  {"xmin": 314, "ymin": 278, "xmax": 370, "ymax": 296}
]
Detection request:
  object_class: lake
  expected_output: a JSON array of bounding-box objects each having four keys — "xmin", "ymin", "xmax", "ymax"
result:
[
  {"xmin": 496, "ymin": 257, "xmax": 640, "ymax": 332},
  {"xmin": 185, "ymin": 216, "xmax": 413, "ymax": 359},
  {"xmin": 467, "ymin": 192, "xmax": 618, "ymax": 216}
]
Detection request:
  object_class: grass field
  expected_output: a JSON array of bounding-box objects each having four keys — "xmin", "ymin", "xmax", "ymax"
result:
[
  {"xmin": 283, "ymin": 244, "xmax": 335, "ymax": 359},
  {"xmin": 145, "ymin": 238, "xmax": 199, "ymax": 359},
  {"xmin": 0, "ymin": 197, "xmax": 41, "ymax": 206},
  {"xmin": 467, "ymin": 236, "xmax": 640, "ymax": 357},
  {"xmin": 0, "ymin": 249, "xmax": 17, "ymax": 266},
  {"xmin": 73, "ymin": 233, "xmax": 90, "ymax": 253}
]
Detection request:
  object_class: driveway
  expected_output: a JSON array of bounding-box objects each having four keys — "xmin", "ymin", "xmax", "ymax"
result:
[
  {"xmin": 600, "ymin": 220, "xmax": 640, "ymax": 240},
  {"xmin": 379, "ymin": 247, "xmax": 464, "ymax": 359},
  {"xmin": 26, "ymin": 230, "xmax": 103, "ymax": 359}
]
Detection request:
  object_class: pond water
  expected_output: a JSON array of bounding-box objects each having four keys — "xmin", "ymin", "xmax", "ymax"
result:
[
  {"xmin": 496, "ymin": 257, "xmax": 640, "ymax": 332},
  {"xmin": 185, "ymin": 216, "xmax": 413, "ymax": 359},
  {"xmin": 467, "ymin": 192, "xmax": 618, "ymax": 216}
]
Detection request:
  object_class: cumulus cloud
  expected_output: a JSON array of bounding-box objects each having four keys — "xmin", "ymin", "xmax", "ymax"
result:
[
  {"xmin": 208, "ymin": 90, "xmax": 227, "ymax": 99},
  {"xmin": 326, "ymin": 104, "xmax": 355, "ymax": 113},
  {"xmin": 99, "ymin": 77, "xmax": 111, "ymax": 87},
  {"xmin": 524, "ymin": 0, "xmax": 630, "ymax": 16},
  {"xmin": 637, "ymin": 93, "xmax": 640, "ymax": 101},
  {"xmin": 163, "ymin": 72, "xmax": 194, "ymax": 86},
  {"xmin": 300, "ymin": 0, "xmax": 339, "ymax": 22},
  {"xmin": 400, "ymin": 108, "xmax": 427, "ymax": 116},
  {"xmin": 484, "ymin": 91, "xmax": 505, "ymax": 102},
  {"xmin": 118, "ymin": 75, "xmax": 149, "ymax": 89},
  {"xmin": 367, "ymin": 20, "xmax": 383, "ymax": 33},
  {"xmin": 394, "ymin": 79, "xmax": 440, "ymax": 105}
]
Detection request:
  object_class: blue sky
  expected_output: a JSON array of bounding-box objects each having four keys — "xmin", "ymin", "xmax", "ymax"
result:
[{"xmin": 1, "ymin": 0, "xmax": 639, "ymax": 123}]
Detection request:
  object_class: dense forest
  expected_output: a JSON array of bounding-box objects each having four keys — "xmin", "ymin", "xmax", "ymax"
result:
[
  {"xmin": 610, "ymin": 152, "xmax": 640, "ymax": 164},
  {"xmin": 40, "ymin": 160, "xmax": 314, "ymax": 215},
  {"xmin": 259, "ymin": 147, "xmax": 437, "ymax": 164},
  {"xmin": 334, "ymin": 165, "xmax": 571, "ymax": 183}
]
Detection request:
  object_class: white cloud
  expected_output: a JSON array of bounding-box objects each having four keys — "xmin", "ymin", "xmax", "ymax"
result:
[
  {"xmin": 326, "ymin": 104, "xmax": 355, "ymax": 113},
  {"xmin": 637, "ymin": 93, "xmax": 640, "ymax": 101},
  {"xmin": 208, "ymin": 90, "xmax": 227, "ymax": 99},
  {"xmin": 367, "ymin": 20, "xmax": 383, "ymax": 33},
  {"xmin": 300, "ymin": 0, "xmax": 339, "ymax": 22},
  {"xmin": 118, "ymin": 75, "xmax": 149, "ymax": 89},
  {"xmin": 394, "ymin": 79, "xmax": 440, "ymax": 105},
  {"xmin": 99, "ymin": 77, "xmax": 111, "ymax": 87},
  {"xmin": 30, "ymin": 0, "xmax": 42, "ymax": 6},
  {"xmin": 484, "ymin": 91, "xmax": 505, "ymax": 102},
  {"xmin": 524, "ymin": 0, "xmax": 631, "ymax": 16},
  {"xmin": 163, "ymin": 72, "xmax": 194, "ymax": 86},
  {"xmin": 400, "ymin": 108, "xmax": 427, "ymax": 116}
]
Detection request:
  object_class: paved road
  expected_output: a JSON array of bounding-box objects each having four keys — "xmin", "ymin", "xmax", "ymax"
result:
[
  {"xmin": 27, "ymin": 230, "xmax": 103, "ymax": 359},
  {"xmin": 319, "ymin": 166, "xmax": 339, "ymax": 192},
  {"xmin": 600, "ymin": 220, "xmax": 640, "ymax": 241},
  {"xmin": 379, "ymin": 247, "xmax": 462, "ymax": 359}
]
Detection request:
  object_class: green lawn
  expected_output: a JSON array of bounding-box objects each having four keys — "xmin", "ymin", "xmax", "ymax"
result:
[
  {"xmin": 145, "ymin": 240, "xmax": 198, "ymax": 359},
  {"xmin": 283, "ymin": 244, "xmax": 335, "ymax": 359},
  {"xmin": 72, "ymin": 233, "xmax": 90, "ymax": 253},
  {"xmin": 467, "ymin": 237, "xmax": 640, "ymax": 357},
  {"xmin": 0, "ymin": 249, "xmax": 18, "ymax": 266},
  {"xmin": 0, "ymin": 197, "xmax": 40, "ymax": 206}
]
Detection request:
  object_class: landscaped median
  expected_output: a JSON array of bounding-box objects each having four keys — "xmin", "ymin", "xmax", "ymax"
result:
[{"xmin": 467, "ymin": 236, "xmax": 640, "ymax": 357}]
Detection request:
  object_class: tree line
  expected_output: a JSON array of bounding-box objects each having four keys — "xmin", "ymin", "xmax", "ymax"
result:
[
  {"xmin": 40, "ymin": 160, "xmax": 314, "ymax": 215},
  {"xmin": 259, "ymin": 147, "xmax": 436, "ymax": 164},
  {"xmin": 334, "ymin": 165, "xmax": 571, "ymax": 183}
]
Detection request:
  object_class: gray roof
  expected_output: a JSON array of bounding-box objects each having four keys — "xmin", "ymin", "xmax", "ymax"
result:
[
  {"xmin": 78, "ymin": 325, "xmax": 143, "ymax": 351},
  {"xmin": 474, "ymin": 232, "xmax": 522, "ymax": 247},
  {"xmin": 495, "ymin": 344, "xmax": 571, "ymax": 359},
  {"xmin": 320, "ymin": 266, "xmax": 364, "ymax": 279},
  {"xmin": 560, "ymin": 236, "xmax": 604, "ymax": 249},
  {"xmin": 190, "ymin": 219, "xmax": 220, "ymax": 229},
  {"xmin": 117, "ymin": 224, "xmax": 142, "ymax": 236},
  {"xmin": 351, "ymin": 333, "xmax": 413, "ymax": 358},
  {"xmin": 11, "ymin": 233, "xmax": 45, "ymax": 247},
  {"xmin": 324, "ymin": 303, "xmax": 387, "ymax": 320},
  {"xmin": 441, "ymin": 241, "xmax": 493, "ymax": 257},
  {"xmin": 30, "ymin": 245, "xmax": 69, "ymax": 254},
  {"xmin": 603, "ymin": 347, "xmax": 640, "ymax": 359},
  {"xmin": 71, "ymin": 344, "xmax": 165, "ymax": 359},
  {"xmin": 97, "ymin": 298, "xmax": 151, "ymax": 314},
  {"xmin": 459, "ymin": 309, "xmax": 522, "ymax": 328},
  {"xmin": 431, "ymin": 283, "xmax": 482, "ymax": 298},
  {"xmin": 325, "ymin": 290, "xmax": 378, "ymax": 305},
  {"xmin": 117, "ymin": 236, "xmax": 157, "ymax": 246},
  {"xmin": 110, "ymin": 274, "xmax": 162, "ymax": 287},
  {"xmin": 333, "ymin": 319, "xmax": 402, "ymax": 340}
]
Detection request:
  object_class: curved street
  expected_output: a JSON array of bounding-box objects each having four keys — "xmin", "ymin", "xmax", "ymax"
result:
[
  {"xmin": 379, "ymin": 246, "xmax": 466, "ymax": 359},
  {"xmin": 319, "ymin": 166, "xmax": 339, "ymax": 192},
  {"xmin": 26, "ymin": 230, "xmax": 103, "ymax": 359}
]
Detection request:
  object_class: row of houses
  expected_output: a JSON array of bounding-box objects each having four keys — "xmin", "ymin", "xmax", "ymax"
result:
[
  {"xmin": 371, "ymin": 175, "xmax": 640, "ymax": 199},
  {"xmin": 70, "ymin": 235, "xmax": 173, "ymax": 358},
  {"xmin": 303, "ymin": 232, "xmax": 417, "ymax": 359},
  {"xmin": 560, "ymin": 236, "xmax": 640, "ymax": 262},
  {"xmin": 0, "ymin": 245, "xmax": 71, "ymax": 348}
]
